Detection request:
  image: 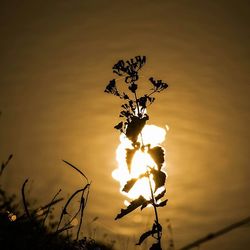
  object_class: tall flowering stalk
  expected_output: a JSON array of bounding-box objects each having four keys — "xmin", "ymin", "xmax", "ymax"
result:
[{"xmin": 105, "ymin": 56, "xmax": 168, "ymax": 250}]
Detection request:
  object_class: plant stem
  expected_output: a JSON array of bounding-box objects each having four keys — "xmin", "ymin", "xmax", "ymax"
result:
[
  {"xmin": 76, "ymin": 183, "xmax": 90, "ymax": 240},
  {"xmin": 21, "ymin": 178, "xmax": 31, "ymax": 220},
  {"xmin": 43, "ymin": 189, "xmax": 61, "ymax": 226},
  {"xmin": 148, "ymin": 172, "xmax": 162, "ymax": 249},
  {"xmin": 56, "ymin": 185, "xmax": 89, "ymax": 231},
  {"xmin": 133, "ymin": 89, "xmax": 146, "ymax": 146},
  {"xmin": 134, "ymin": 83, "xmax": 162, "ymax": 248},
  {"xmin": 133, "ymin": 89, "xmax": 140, "ymax": 116},
  {"xmin": 148, "ymin": 90, "xmax": 157, "ymax": 97}
]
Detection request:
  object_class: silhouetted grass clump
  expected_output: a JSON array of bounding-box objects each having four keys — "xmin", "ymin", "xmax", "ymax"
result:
[
  {"xmin": 0, "ymin": 153, "xmax": 114, "ymax": 250},
  {"xmin": 0, "ymin": 211, "xmax": 113, "ymax": 250}
]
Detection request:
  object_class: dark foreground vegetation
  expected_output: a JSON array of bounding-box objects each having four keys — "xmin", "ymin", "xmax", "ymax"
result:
[{"xmin": 0, "ymin": 154, "xmax": 113, "ymax": 250}]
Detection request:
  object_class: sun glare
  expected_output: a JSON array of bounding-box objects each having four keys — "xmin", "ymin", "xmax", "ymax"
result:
[{"xmin": 112, "ymin": 124, "xmax": 167, "ymax": 201}]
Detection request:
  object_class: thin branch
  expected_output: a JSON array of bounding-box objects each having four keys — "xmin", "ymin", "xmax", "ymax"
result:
[
  {"xmin": 21, "ymin": 178, "xmax": 31, "ymax": 220},
  {"xmin": 147, "ymin": 90, "xmax": 157, "ymax": 97},
  {"xmin": 0, "ymin": 154, "xmax": 13, "ymax": 176},
  {"xmin": 43, "ymin": 189, "xmax": 61, "ymax": 226},
  {"xmin": 148, "ymin": 172, "xmax": 162, "ymax": 249},
  {"xmin": 61, "ymin": 198, "xmax": 83, "ymax": 229},
  {"xmin": 54, "ymin": 225, "xmax": 74, "ymax": 235},
  {"xmin": 76, "ymin": 193, "xmax": 85, "ymax": 240},
  {"xmin": 77, "ymin": 182, "xmax": 91, "ymax": 240},
  {"xmin": 134, "ymin": 90, "xmax": 140, "ymax": 116},
  {"xmin": 133, "ymin": 88, "xmax": 145, "ymax": 146},
  {"xmin": 39, "ymin": 198, "xmax": 64, "ymax": 211},
  {"xmin": 56, "ymin": 185, "xmax": 90, "ymax": 231},
  {"xmin": 59, "ymin": 183, "xmax": 91, "ymax": 239},
  {"xmin": 62, "ymin": 160, "xmax": 89, "ymax": 183}
]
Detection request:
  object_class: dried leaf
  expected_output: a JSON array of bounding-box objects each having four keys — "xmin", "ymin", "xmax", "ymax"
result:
[
  {"xmin": 148, "ymin": 146, "xmax": 165, "ymax": 170},
  {"xmin": 138, "ymin": 95, "xmax": 147, "ymax": 109},
  {"xmin": 120, "ymin": 110, "xmax": 131, "ymax": 118},
  {"xmin": 141, "ymin": 189, "xmax": 166, "ymax": 210},
  {"xmin": 114, "ymin": 122, "xmax": 123, "ymax": 130},
  {"xmin": 135, "ymin": 55, "xmax": 146, "ymax": 69},
  {"xmin": 155, "ymin": 189, "xmax": 166, "ymax": 201},
  {"xmin": 125, "ymin": 73, "xmax": 139, "ymax": 83},
  {"xmin": 147, "ymin": 96, "xmax": 155, "ymax": 105},
  {"xmin": 121, "ymin": 93, "xmax": 130, "ymax": 100},
  {"xmin": 136, "ymin": 221, "xmax": 161, "ymax": 245},
  {"xmin": 121, "ymin": 104, "xmax": 129, "ymax": 109},
  {"xmin": 122, "ymin": 178, "xmax": 138, "ymax": 193},
  {"xmin": 113, "ymin": 60, "xmax": 125, "ymax": 76},
  {"xmin": 122, "ymin": 173, "xmax": 147, "ymax": 193},
  {"xmin": 156, "ymin": 199, "xmax": 168, "ymax": 208},
  {"xmin": 115, "ymin": 195, "xmax": 146, "ymax": 220},
  {"xmin": 112, "ymin": 56, "xmax": 146, "ymax": 78},
  {"xmin": 149, "ymin": 77, "xmax": 168, "ymax": 92},
  {"xmin": 104, "ymin": 79, "xmax": 120, "ymax": 96},
  {"xmin": 128, "ymin": 83, "xmax": 138, "ymax": 93},
  {"xmin": 151, "ymin": 169, "xmax": 166, "ymax": 191},
  {"xmin": 150, "ymin": 242, "xmax": 162, "ymax": 250},
  {"xmin": 136, "ymin": 230, "xmax": 153, "ymax": 245},
  {"xmin": 126, "ymin": 116, "xmax": 148, "ymax": 143}
]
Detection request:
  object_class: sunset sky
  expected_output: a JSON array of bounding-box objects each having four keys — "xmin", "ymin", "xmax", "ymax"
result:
[{"xmin": 0, "ymin": 1, "xmax": 249, "ymax": 249}]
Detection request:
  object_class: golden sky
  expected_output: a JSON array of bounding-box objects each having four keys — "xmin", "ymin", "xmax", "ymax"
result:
[{"xmin": 0, "ymin": 1, "xmax": 249, "ymax": 249}]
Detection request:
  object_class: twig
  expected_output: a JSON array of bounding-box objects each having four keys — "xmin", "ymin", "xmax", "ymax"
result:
[
  {"xmin": 134, "ymin": 90, "xmax": 140, "ymax": 116},
  {"xmin": 39, "ymin": 197, "xmax": 64, "ymax": 211},
  {"xmin": 148, "ymin": 171, "xmax": 162, "ymax": 248},
  {"xmin": 62, "ymin": 202, "xmax": 82, "ymax": 229},
  {"xmin": 76, "ymin": 194, "xmax": 85, "ymax": 240},
  {"xmin": 56, "ymin": 160, "xmax": 91, "ymax": 239},
  {"xmin": 62, "ymin": 160, "xmax": 89, "ymax": 183},
  {"xmin": 43, "ymin": 189, "xmax": 61, "ymax": 226},
  {"xmin": 61, "ymin": 185, "xmax": 90, "ymax": 230},
  {"xmin": 76, "ymin": 182, "xmax": 91, "ymax": 240},
  {"xmin": 54, "ymin": 225, "xmax": 74, "ymax": 235},
  {"xmin": 179, "ymin": 216, "xmax": 250, "ymax": 250},
  {"xmin": 56, "ymin": 185, "xmax": 90, "ymax": 231},
  {"xmin": 0, "ymin": 154, "xmax": 13, "ymax": 176},
  {"xmin": 21, "ymin": 178, "xmax": 31, "ymax": 220}
]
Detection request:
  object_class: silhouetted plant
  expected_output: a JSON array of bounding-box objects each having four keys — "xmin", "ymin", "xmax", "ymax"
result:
[
  {"xmin": 105, "ymin": 56, "xmax": 168, "ymax": 249},
  {"xmin": 56, "ymin": 160, "xmax": 91, "ymax": 240},
  {"xmin": 0, "ymin": 154, "xmax": 13, "ymax": 177},
  {"xmin": 0, "ymin": 157, "xmax": 113, "ymax": 249},
  {"xmin": 0, "ymin": 112, "xmax": 113, "ymax": 249},
  {"xmin": 19, "ymin": 160, "xmax": 91, "ymax": 241},
  {"xmin": 0, "ymin": 127, "xmax": 103, "ymax": 249}
]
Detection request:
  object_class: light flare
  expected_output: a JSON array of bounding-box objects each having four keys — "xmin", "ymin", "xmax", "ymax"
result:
[{"xmin": 112, "ymin": 124, "xmax": 167, "ymax": 201}]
